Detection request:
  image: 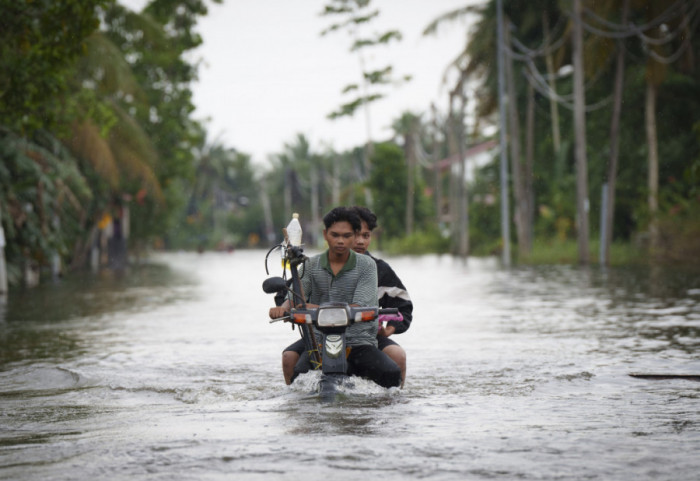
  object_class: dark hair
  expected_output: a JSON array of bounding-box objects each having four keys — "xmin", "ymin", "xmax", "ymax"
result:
[
  {"xmin": 323, "ymin": 206, "xmax": 361, "ymax": 232},
  {"xmin": 352, "ymin": 205, "xmax": 377, "ymax": 231}
]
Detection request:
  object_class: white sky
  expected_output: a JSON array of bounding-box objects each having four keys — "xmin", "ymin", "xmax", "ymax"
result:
[{"xmin": 119, "ymin": 0, "xmax": 482, "ymax": 165}]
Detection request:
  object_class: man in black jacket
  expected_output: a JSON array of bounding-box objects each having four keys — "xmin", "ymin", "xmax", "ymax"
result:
[{"xmin": 351, "ymin": 206, "xmax": 412, "ymax": 385}]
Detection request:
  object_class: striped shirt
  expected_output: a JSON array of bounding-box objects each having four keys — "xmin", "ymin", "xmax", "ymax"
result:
[{"xmin": 299, "ymin": 249, "xmax": 378, "ymax": 347}]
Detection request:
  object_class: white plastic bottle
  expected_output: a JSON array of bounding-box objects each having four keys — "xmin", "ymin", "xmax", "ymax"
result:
[{"xmin": 286, "ymin": 213, "xmax": 302, "ymax": 246}]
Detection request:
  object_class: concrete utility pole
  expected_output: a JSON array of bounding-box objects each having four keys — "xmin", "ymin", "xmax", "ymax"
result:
[
  {"xmin": 259, "ymin": 177, "xmax": 275, "ymax": 245},
  {"xmin": 496, "ymin": 0, "xmax": 511, "ymax": 267},
  {"xmin": 572, "ymin": 0, "xmax": 590, "ymax": 264},
  {"xmin": 456, "ymin": 94, "xmax": 469, "ymax": 258}
]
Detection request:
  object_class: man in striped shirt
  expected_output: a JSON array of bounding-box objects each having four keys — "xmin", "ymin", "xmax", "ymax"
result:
[{"xmin": 270, "ymin": 207, "xmax": 401, "ymax": 389}]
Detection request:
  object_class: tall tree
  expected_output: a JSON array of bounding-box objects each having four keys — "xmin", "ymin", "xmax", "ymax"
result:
[
  {"xmin": 102, "ymin": 0, "xmax": 218, "ymax": 243},
  {"xmin": 320, "ymin": 0, "xmax": 410, "ymax": 177},
  {"xmin": 367, "ymin": 143, "xmax": 408, "ymax": 238},
  {"xmin": 0, "ymin": 0, "xmax": 109, "ymax": 134},
  {"xmin": 602, "ymin": 0, "xmax": 630, "ymax": 266},
  {"xmin": 0, "ymin": 0, "xmax": 108, "ymax": 281},
  {"xmin": 505, "ymin": 19, "xmax": 532, "ymax": 259}
]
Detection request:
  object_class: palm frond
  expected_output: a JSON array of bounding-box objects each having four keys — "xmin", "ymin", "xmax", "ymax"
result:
[
  {"xmin": 65, "ymin": 120, "xmax": 120, "ymax": 188},
  {"xmin": 107, "ymin": 100, "xmax": 164, "ymax": 202},
  {"xmin": 81, "ymin": 32, "xmax": 146, "ymax": 102},
  {"xmin": 423, "ymin": 6, "xmax": 481, "ymax": 36}
]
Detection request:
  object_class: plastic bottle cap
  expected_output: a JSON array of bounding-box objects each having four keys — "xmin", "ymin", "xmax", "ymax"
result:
[{"xmin": 292, "ymin": 213, "xmax": 299, "ymax": 218}]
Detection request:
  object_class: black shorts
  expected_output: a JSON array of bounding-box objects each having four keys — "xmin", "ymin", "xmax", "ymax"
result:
[
  {"xmin": 283, "ymin": 338, "xmax": 306, "ymax": 355},
  {"xmin": 284, "ymin": 336, "xmax": 400, "ymax": 354},
  {"xmin": 377, "ymin": 336, "xmax": 399, "ymax": 350}
]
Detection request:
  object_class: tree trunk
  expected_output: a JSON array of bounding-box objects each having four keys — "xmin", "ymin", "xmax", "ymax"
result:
[
  {"xmin": 603, "ymin": 0, "xmax": 629, "ymax": 266},
  {"xmin": 543, "ymin": 14, "xmax": 561, "ymax": 156},
  {"xmin": 524, "ymin": 81, "xmax": 535, "ymax": 253},
  {"xmin": 645, "ymin": 80, "xmax": 659, "ymax": 252},
  {"xmin": 505, "ymin": 22, "xmax": 528, "ymax": 260},
  {"xmin": 572, "ymin": 0, "xmax": 590, "ymax": 264},
  {"xmin": 405, "ymin": 130, "xmax": 415, "ymax": 236},
  {"xmin": 431, "ymin": 104, "xmax": 443, "ymax": 227}
]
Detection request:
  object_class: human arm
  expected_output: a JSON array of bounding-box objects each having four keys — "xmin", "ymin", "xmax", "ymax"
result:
[
  {"xmin": 376, "ymin": 259, "xmax": 413, "ymax": 335},
  {"xmin": 377, "ymin": 323, "xmax": 396, "ymax": 337},
  {"xmin": 269, "ymin": 300, "xmax": 289, "ymax": 319},
  {"xmin": 352, "ymin": 254, "xmax": 378, "ymax": 307},
  {"xmin": 269, "ymin": 299, "xmax": 320, "ymax": 319},
  {"xmin": 270, "ymin": 259, "xmax": 315, "ymax": 319}
]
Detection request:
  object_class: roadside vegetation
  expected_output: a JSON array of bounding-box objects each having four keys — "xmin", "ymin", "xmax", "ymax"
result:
[{"xmin": 1, "ymin": 0, "xmax": 699, "ymax": 289}]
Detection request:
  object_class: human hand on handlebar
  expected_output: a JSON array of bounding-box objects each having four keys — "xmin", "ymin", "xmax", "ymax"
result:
[
  {"xmin": 377, "ymin": 324, "xmax": 396, "ymax": 337},
  {"xmin": 377, "ymin": 313, "xmax": 403, "ymax": 323},
  {"xmin": 269, "ymin": 303, "xmax": 321, "ymax": 319},
  {"xmin": 269, "ymin": 306, "xmax": 288, "ymax": 319},
  {"xmin": 377, "ymin": 312, "xmax": 402, "ymax": 336}
]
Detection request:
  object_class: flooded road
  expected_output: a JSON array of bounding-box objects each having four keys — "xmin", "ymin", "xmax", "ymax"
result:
[{"xmin": 1, "ymin": 250, "xmax": 699, "ymax": 480}]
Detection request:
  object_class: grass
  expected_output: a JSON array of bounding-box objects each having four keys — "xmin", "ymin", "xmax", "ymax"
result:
[
  {"xmin": 378, "ymin": 230, "xmax": 452, "ymax": 256},
  {"xmin": 374, "ymin": 229, "xmax": 694, "ymax": 268},
  {"xmin": 520, "ymin": 238, "xmax": 647, "ymax": 266}
]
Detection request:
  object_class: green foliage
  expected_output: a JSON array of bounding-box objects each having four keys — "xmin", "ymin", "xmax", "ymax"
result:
[
  {"xmin": 468, "ymin": 160, "xmax": 503, "ymax": 254},
  {"xmin": 0, "ymin": 129, "xmax": 92, "ymax": 282},
  {"xmin": 320, "ymin": 0, "xmax": 409, "ymax": 120},
  {"xmin": 166, "ymin": 143, "xmax": 261, "ymax": 250},
  {"xmin": 652, "ymin": 174, "xmax": 700, "ymax": 264},
  {"xmin": 0, "ymin": 0, "xmax": 109, "ymax": 134},
  {"xmin": 0, "ymin": 0, "xmax": 222, "ymax": 284},
  {"xmin": 328, "ymin": 94, "xmax": 384, "ymax": 120},
  {"xmin": 429, "ymin": 0, "xmax": 700, "ymax": 265},
  {"xmin": 522, "ymin": 238, "xmax": 645, "ymax": 266},
  {"xmin": 100, "ymin": 1, "xmax": 219, "ymax": 245},
  {"xmin": 367, "ymin": 142, "xmax": 407, "ymax": 238},
  {"xmin": 380, "ymin": 228, "xmax": 451, "ymax": 256}
]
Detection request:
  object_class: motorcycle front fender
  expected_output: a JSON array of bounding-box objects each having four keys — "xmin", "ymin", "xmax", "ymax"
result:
[{"xmin": 322, "ymin": 333, "xmax": 347, "ymax": 375}]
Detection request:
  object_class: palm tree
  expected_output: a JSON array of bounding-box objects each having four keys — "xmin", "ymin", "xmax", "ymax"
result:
[{"xmin": 61, "ymin": 26, "xmax": 164, "ymax": 266}]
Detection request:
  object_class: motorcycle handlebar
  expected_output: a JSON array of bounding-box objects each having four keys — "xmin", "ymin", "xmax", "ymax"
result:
[{"xmin": 269, "ymin": 307, "xmax": 398, "ymax": 324}]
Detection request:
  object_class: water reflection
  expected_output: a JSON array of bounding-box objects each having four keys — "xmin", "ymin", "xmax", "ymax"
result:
[
  {"xmin": 3, "ymin": 263, "xmax": 193, "ymax": 323},
  {"xmin": 0, "ymin": 263, "xmax": 194, "ymax": 366}
]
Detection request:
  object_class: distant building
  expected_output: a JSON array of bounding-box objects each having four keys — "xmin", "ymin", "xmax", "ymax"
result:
[{"xmin": 432, "ymin": 139, "xmax": 498, "ymax": 182}]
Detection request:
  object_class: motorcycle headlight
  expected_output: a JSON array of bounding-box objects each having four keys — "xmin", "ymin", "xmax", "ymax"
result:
[{"xmin": 317, "ymin": 307, "xmax": 349, "ymax": 327}]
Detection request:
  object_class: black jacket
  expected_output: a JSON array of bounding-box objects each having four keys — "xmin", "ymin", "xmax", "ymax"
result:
[{"xmin": 371, "ymin": 253, "xmax": 413, "ymax": 335}]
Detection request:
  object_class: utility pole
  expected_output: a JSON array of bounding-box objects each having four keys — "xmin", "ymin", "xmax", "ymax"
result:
[
  {"xmin": 496, "ymin": 0, "xmax": 511, "ymax": 267},
  {"xmin": 259, "ymin": 177, "xmax": 275, "ymax": 245},
  {"xmin": 456, "ymin": 94, "xmax": 469, "ymax": 258},
  {"xmin": 572, "ymin": 0, "xmax": 590, "ymax": 264}
]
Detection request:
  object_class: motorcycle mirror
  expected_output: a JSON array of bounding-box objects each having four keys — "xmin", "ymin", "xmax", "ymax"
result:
[{"xmin": 262, "ymin": 276, "xmax": 287, "ymax": 294}]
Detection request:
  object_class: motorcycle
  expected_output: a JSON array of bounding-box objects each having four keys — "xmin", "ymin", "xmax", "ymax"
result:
[{"xmin": 263, "ymin": 232, "xmax": 398, "ymax": 401}]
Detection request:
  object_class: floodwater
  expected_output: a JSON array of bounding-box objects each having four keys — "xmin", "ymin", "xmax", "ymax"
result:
[{"xmin": 1, "ymin": 250, "xmax": 699, "ymax": 480}]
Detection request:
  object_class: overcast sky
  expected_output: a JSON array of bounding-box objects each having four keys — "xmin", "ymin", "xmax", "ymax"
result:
[{"xmin": 119, "ymin": 0, "xmax": 481, "ymax": 165}]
